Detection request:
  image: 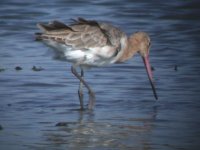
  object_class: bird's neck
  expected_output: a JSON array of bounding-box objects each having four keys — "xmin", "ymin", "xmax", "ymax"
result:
[{"xmin": 117, "ymin": 38, "xmax": 139, "ymax": 62}]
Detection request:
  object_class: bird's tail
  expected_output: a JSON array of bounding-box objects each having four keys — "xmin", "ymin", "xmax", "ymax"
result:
[{"xmin": 35, "ymin": 32, "xmax": 43, "ymax": 41}]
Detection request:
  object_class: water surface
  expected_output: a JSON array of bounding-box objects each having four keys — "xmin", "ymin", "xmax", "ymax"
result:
[{"xmin": 0, "ymin": 0, "xmax": 200, "ymax": 149}]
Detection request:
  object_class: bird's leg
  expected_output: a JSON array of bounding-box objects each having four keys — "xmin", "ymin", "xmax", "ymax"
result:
[
  {"xmin": 78, "ymin": 68, "xmax": 84, "ymax": 110},
  {"xmin": 71, "ymin": 66, "xmax": 95, "ymax": 110}
]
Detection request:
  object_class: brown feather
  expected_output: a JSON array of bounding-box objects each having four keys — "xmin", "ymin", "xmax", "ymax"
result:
[
  {"xmin": 35, "ymin": 18, "xmax": 124, "ymax": 49},
  {"xmin": 71, "ymin": 18, "xmax": 112, "ymax": 45},
  {"xmin": 49, "ymin": 20, "xmax": 74, "ymax": 31}
]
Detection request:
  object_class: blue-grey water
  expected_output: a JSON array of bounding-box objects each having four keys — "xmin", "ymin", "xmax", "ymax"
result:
[{"xmin": 0, "ymin": 0, "xmax": 200, "ymax": 149}]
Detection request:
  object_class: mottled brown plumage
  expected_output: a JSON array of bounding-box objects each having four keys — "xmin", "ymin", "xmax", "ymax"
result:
[{"xmin": 36, "ymin": 18, "xmax": 125, "ymax": 54}]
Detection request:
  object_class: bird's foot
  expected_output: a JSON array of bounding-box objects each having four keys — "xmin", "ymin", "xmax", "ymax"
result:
[{"xmin": 88, "ymin": 91, "xmax": 95, "ymax": 110}]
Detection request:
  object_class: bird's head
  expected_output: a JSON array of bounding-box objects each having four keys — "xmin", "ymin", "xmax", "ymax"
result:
[{"xmin": 129, "ymin": 32, "xmax": 158, "ymax": 100}]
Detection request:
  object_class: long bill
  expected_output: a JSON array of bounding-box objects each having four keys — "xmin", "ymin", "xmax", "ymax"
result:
[{"xmin": 142, "ymin": 55, "xmax": 158, "ymax": 100}]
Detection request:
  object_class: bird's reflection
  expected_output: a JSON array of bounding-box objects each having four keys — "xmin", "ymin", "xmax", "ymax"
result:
[{"xmin": 39, "ymin": 105, "xmax": 158, "ymax": 149}]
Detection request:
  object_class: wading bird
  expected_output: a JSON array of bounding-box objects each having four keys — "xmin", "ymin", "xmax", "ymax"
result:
[{"xmin": 35, "ymin": 18, "xmax": 158, "ymax": 110}]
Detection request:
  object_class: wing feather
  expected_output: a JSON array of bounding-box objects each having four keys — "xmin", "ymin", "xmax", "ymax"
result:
[{"xmin": 35, "ymin": 18, "xmax": 126, "ymax": 55}]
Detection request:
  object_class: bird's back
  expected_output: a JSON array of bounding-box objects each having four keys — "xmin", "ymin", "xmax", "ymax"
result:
[{"xmin": 35, "ymin": 18, "xmax": 128, "ymax": 67}]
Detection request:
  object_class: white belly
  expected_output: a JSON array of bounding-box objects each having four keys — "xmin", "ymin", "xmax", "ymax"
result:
[{"xmin": 43, "ymin": 40, "xmax": 118, "ymax": 67}]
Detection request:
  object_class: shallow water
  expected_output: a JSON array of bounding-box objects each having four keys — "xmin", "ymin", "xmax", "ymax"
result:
[{"xmin": 1, "ymin": 0, "xmax": 200, "ymax": 149}]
